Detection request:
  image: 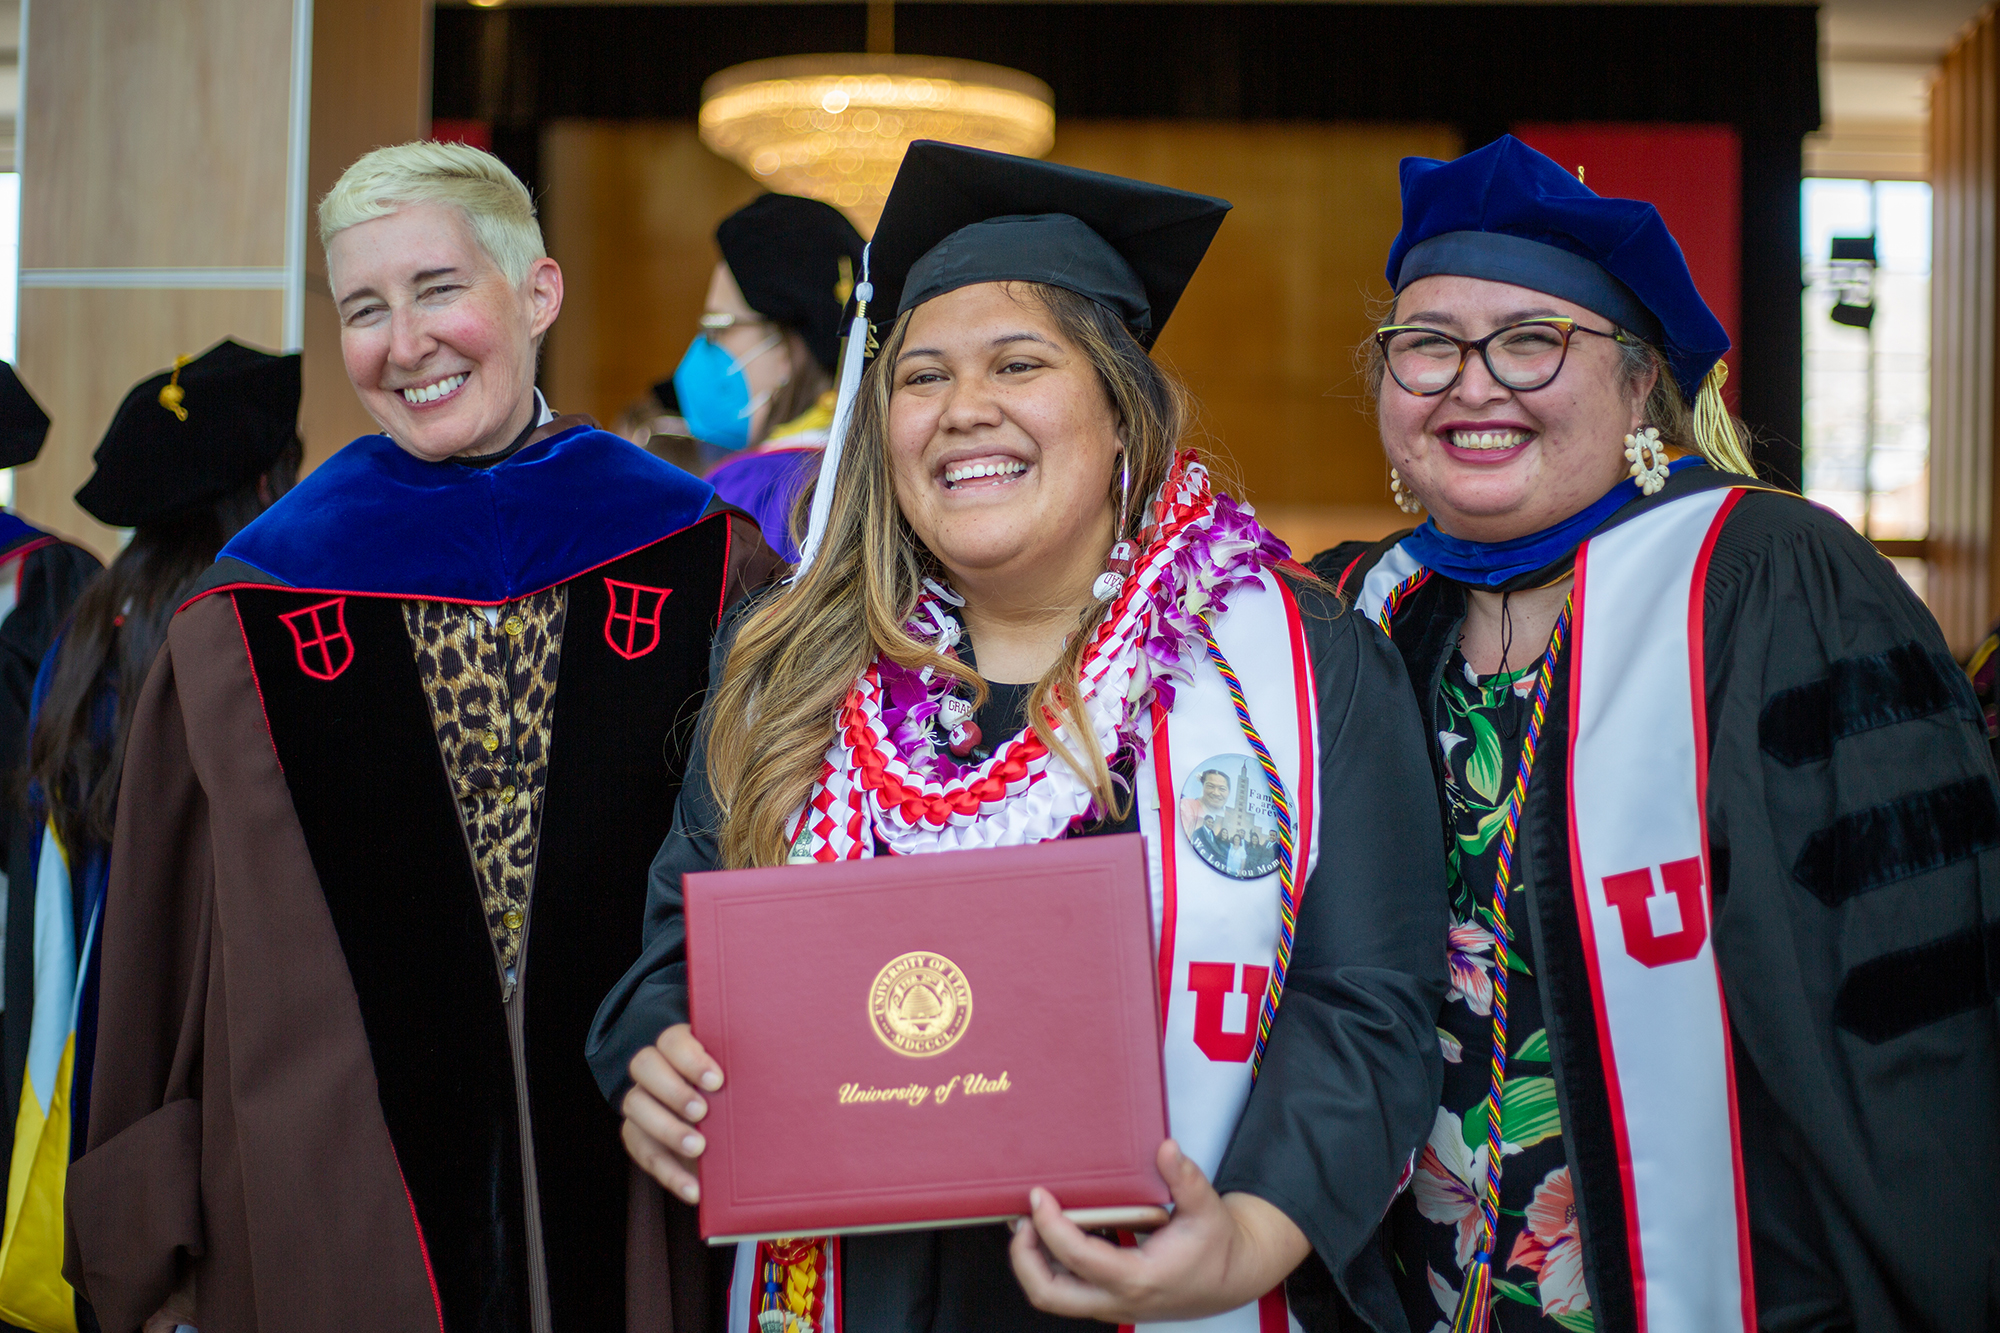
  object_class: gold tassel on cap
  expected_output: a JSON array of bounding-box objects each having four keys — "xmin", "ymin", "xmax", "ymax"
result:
[
  {"xmin": 1691, "ymin": 359, "xmax": 1755, "ymax": 476},
  {"xmin": 157, "ymin": 353, "xmax": 193, "ymax": 422}
]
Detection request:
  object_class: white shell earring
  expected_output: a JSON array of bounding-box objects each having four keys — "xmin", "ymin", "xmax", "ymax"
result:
[
  {"xmin": 1623, "ymin": 425, "xmax": 1670, "ymax": 495},
  {"xmin": 1390, "ymin": 467, "xmax": 1423, "ymax": 515},
  {"xmin": 1093, "ymin": 451, "xmax": 1136, "ymax": 602}
]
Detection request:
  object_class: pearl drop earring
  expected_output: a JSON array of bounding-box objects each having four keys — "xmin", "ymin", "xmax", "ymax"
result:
[{"xmin": 1390, "ymin": 468, "xmax": 1423, "ymax": 515}]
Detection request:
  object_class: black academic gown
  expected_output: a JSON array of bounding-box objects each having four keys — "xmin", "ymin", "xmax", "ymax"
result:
[
  {"xmin": 588, "ymin": 574, "xmax": 1451, "ymax": 1333},
  {"xmin": 1314, "ymin": 465, "xmax": 2000, "ymax": 1332}
]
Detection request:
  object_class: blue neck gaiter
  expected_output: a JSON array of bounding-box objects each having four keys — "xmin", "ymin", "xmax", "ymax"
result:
[{"xmin": 1401, "ymin": 457, "xmax": 1705, "ymax": 589}]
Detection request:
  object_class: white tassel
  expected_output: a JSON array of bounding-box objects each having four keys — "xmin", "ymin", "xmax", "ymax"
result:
[{"xmin": 795, "ymin": 245, "xmax": 872, "ymax": 575}]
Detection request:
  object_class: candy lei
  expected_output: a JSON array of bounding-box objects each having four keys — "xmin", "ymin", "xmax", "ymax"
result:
[{"xmin": 799, "ymin": 452, "xmax": 1290, "ymax": 861}]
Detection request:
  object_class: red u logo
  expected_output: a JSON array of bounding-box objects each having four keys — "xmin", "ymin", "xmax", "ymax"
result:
[
  {"xmin": 1188, "ymin": 961, "xmax": 1270, "ymax": 1063},
  {"xmin": 1601, "ymin": 856, "xmax": 1708, "ymax": 968}
]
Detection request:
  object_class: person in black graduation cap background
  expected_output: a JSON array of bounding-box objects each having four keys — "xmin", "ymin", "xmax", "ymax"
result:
[
  {"xmin": 591, "ymin": 141, "xmax": 1448, "ymax": 1332},
  {"xmin": 0, "ymin": 339, "xmax": 298, "ymax": 1333},
  {"xmin": 1318, "ymin": 135, "xmax": 2000, "ymax": 1333},
  {"xmin": 669, "ymin": 193, "xmax": 866, "ymax": 563}
]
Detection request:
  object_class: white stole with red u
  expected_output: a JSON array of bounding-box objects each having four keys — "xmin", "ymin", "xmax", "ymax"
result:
[
  {"xmin": 1564, "ymin": 486, "xmax": 1754, "ymax": 1332},
  {"xmin": 1356, "ymin": 486, "xmax": 1758, "ymax": 1330}
]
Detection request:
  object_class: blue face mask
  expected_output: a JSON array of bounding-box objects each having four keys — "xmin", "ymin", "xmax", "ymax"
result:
[{"xmin": 672, "ymin": 330, "xmax": 782, "ymax": 452}]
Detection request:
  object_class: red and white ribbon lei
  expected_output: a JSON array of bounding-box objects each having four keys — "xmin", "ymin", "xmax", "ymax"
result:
[{"xmin": 798, "ymin": 452, "xmax": 1289, "ymax": 861}]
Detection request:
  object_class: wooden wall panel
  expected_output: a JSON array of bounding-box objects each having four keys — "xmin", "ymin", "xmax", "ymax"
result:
[
  {"xmin": 540, "ymin": 122, "xmax": 763, "ymax": 433},
  {"xmin": 14, "ymin": 0, "xmax": 305, "ymax": 554},
  {"xmin": 1049, "ymin": 122, "xmax": 1456, "ymax": 543},
  {"xmin": 19, "ymin": 0, "xmax": 293, "ymax": 271},
  {"xmin": 14, "ymin": 0, "xmax": 428, "ymax": 549},
  {"xmin": 300, "ymin": 0, "xmax": 431, "ymax": 471},
  {"xmin": 1929, "ymin": 13, "xmax": 1999, "ymax": 655},
  {"xmin": 12, "ymin": 290, "xmax": 284, "ymax": 556},
  {"xmin": 538, "ymin": 119, "xmax": 1455, "ymax": 554}
]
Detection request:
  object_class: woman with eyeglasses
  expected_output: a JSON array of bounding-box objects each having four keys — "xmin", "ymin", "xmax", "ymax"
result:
[{"xmin": 1311, "ymin": 136, "xmax": 2000, "ymax": 1333}]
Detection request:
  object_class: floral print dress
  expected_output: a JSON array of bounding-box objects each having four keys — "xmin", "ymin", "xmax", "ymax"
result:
[{"xmin": 1388, "ymin": 651, "xmax": 1594, "ymax": 1333}]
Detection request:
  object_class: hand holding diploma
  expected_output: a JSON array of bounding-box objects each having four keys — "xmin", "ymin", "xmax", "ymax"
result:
[
  {"xmin": 1009, "ymin": 1139, "xmax": 1310, "ymax": 1322},
  {"xmin": 622, "ymin": 1023, "xmax": 723, "ymax": 1205}
]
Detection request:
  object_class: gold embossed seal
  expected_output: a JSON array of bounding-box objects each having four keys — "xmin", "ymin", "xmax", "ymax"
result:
[{"xmin": 868, "ymin": 952, "xmax": 973, "ymax": 1057}]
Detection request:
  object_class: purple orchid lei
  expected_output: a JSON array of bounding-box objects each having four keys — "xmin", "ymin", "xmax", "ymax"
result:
[{"xmin": 867, "ymin": 485, "xmax": 1291, "ymax": 791}]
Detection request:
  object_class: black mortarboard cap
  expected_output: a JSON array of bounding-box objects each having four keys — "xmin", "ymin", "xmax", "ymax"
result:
[
  {"xmin": 717, "ymin": 193, "xmax": 867, "ymax": 374},
  {"xmin": 0, "ymin": 363, "xmax": 50, "ymax": 469},
  {"xmin": 866, "ymin": 141, "xmax": 1231, "ymax": 348},
  {"xmin": 76, "ymin": 338, "xmax": 301, "ymax": 527}
]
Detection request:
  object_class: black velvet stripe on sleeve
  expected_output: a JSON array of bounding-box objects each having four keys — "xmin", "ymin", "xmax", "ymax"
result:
[
  {"xmin": 1790, "ymin": 778, "xmax": 2000, "ymax": 907},
  {"xmin": 1833, "ymin": 919, "xmax": 2000, "ymax": 1044},
  {"xmin": 1758, "ymin": 642, "xmax": 1977, "ymax": 768},
  {"xmin": 1700, "ymin": 486, "xmax": 2000, "ymax": 1330}
]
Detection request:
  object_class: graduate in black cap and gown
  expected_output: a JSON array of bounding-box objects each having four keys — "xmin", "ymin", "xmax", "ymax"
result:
[
  {"xmin": 1316, "ymin": 136, "xmax": 2000, "ymax": 1333},
  {"xmin": 0, "ymin": 340, "xmax": 299, "ymax": 1333},
  {"xmin": 65, "ymin": 142, "xmax": 779, "ymax": 1333},
  {"xmin": 673, "ymin": 193, "xmax": 866, "ymax": 562},
  {"xmin": 591, "ymin": 141, "xmax": 1448, "ymax": 1333}
]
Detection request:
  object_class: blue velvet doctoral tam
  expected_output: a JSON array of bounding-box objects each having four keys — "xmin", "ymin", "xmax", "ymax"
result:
[{"xmin": 221, "ymin": 424, "xmax": 716, "ymax": 604}]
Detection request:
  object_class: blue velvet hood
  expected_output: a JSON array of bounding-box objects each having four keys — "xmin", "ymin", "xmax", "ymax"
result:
[{"xmin": 220, "ymin": 424, "xmax": 716, "ymax": 604}]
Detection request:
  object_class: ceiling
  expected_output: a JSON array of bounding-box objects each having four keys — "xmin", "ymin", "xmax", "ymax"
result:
[
  {"xmin": 1823, "ymin": 0, "xmax": 1982, "ymax": 121},
  {"xmin": 439, "ymin": 0, "xmax": 1989, "ymax": 175}
]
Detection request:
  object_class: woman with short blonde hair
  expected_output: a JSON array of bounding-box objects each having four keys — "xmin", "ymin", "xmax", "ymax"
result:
[
  {"xmin": 319, "ymin": 138, "xmax": 546, "ymax": 285},
  {"xmin": 68, "ymin": 141, "xmax": 778, "ymax": 1333}
]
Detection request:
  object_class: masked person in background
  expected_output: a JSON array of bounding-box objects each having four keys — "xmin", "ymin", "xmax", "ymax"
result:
[
  {"xmin": 1321, "ymin": 136, "xmax": 2000, "ymax": 1333},
  {"xmin": 675, "ymin": 193, "xmax": 866, "ymax": 562},
  {"xmin": 0, "ymin": 342, "xmax": 298, "ymax": 1333},
  {"xmin": 65, "ymin": 142, "xmax": 778, "ymax": 1333}
]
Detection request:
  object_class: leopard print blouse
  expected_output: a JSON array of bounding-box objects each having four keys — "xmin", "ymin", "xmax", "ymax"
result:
[{"xmin": 404, "ymin": 589, "xmax": 566, "ymax": 1000}]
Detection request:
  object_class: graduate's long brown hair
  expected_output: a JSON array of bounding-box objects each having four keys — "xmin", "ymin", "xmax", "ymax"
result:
[
  {"xmin": 28, "ymin": 441, "xmax": 300, "ymax": 853},
  {"xmin": 704, "ymin": 283, "xmax": 1192, "ymax": 869}
]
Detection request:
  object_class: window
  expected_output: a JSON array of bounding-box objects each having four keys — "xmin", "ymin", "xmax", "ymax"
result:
[
  {"xmin": 1801, "ymin": 178, "xmax": 1931, "ymax": 596},
  {"xmin": 0, "ymin": 171, "xmax": 16, "ymax": 510}
]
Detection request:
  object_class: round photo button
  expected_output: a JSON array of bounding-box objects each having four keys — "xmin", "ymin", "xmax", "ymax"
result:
[{"xmin": 1176, "ymin": 754, "xmax": 1282, "ymax": 880}]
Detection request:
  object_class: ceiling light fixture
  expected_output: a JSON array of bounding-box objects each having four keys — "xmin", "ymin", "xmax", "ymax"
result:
[{"xmin": 698, "ymin": 5, "xmax": 1053, "ymax": 234}]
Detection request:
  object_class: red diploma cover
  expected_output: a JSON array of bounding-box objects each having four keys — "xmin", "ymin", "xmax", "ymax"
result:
[{"xmin": 685, "ymin": 833, "xmax": 1170, "ymax": 1242}]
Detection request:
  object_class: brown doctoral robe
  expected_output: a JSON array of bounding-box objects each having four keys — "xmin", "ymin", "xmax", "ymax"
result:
[{"xmin": 62, "ymin": 420, "xmax": 779, "ymax": 1333}]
